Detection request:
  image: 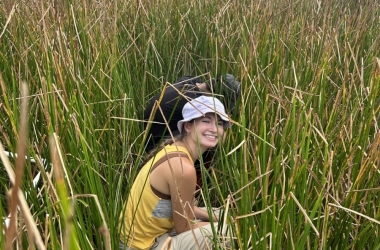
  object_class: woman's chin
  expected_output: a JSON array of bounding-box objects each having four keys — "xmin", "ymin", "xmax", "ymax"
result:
[{"xmin": 200, "ymin": 140, "xmax": 218, "ymax": 149}]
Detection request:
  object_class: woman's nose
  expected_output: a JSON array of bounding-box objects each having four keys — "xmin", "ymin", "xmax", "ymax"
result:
[{"xmin": 209, "ymin": 122, "xmax": 218, "ymax": 132}]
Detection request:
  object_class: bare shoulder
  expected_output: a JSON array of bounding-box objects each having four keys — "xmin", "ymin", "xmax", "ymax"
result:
[
  {"xmin": 166, "ymin": 156, "xmax": 195, "ymax": 178},
  {"xmin": 165, "ymin": 156, "xmax": 197, "ymax": 198},
  {"xmin": 149, "ymin": 154, "xmax": 195, "ymax": 197}
]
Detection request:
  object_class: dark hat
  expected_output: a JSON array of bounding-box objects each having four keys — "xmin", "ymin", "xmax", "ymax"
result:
[{"xmin": 206, "ymin": 74, "xmax": 241, "ymax": 112}]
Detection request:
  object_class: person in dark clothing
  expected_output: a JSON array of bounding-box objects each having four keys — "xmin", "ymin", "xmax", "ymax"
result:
[
  {"xmin": 143, "ymin": 74, "xmax": 240, "ymax": 152},
  {"xmin": 143, "ymin": 74, "xmax": 241, "ymax": 189}
]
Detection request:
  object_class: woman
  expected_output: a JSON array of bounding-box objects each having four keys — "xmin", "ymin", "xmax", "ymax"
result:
[
  {"xmin": 143, "ymin": 74, "xmax": 240, "ymax": 191},
  {"xmin": 119, "ymin": 96, "xmax": 231, "ymax": 250}
]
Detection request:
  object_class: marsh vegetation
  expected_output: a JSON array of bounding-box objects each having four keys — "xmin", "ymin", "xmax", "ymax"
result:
[{"xmin": 0, "ymin": 0, "xmax": 379, "ymax": 249}]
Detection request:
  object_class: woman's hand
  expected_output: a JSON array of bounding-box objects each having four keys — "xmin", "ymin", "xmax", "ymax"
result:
[{"xmin": 194, "ymin": 206, "xmax": 218, "ymax": 222}]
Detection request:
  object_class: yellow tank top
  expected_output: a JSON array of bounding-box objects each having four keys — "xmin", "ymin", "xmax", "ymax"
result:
[{"xmin": 119, "ymin": 145, "xmax": 193, "ymax": 249}]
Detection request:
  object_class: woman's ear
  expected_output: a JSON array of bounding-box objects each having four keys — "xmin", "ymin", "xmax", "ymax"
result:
[{"xmin": 183, "ymin": 122, "xmax": 192, "ymax": 133}]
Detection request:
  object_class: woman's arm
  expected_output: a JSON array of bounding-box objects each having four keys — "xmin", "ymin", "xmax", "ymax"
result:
[{"xmin": 166, "ymin": 157, "xmax": 209, "ymax": 234}]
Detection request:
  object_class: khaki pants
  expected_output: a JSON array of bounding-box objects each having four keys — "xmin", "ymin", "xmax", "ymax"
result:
[
  {"xmin": 119, "ymin": 224, "xmax": 218, "ymax": 250},
  {"xmin": 151, "ymin": 223, "xmax": 218, "ymax": 250}
]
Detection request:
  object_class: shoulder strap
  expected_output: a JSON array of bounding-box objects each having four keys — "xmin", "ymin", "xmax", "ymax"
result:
[{"xmin": 150, "ymin": 152, "xmax": 190, "ymax": 173}]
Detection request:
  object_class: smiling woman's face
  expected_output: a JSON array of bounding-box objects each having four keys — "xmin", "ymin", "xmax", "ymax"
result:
[{"xmin": 183, "ymin": 112, "xmax": 225, "ymax": 149}]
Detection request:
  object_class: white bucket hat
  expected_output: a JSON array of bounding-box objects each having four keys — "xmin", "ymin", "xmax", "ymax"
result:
[{"xmin": 177, "ymin": 95, "xmax": 232, "ymax": 133}]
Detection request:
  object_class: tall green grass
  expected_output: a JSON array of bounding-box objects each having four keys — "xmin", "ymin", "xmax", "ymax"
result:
[{"xmin": 1, "ymin": 0, "xmax": 379, "ymax": 249}]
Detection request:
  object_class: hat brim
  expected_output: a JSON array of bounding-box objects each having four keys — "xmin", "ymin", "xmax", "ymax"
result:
[{"xmin": 177, "ymin": 113, "xmax": 231, "ymax": 133}]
